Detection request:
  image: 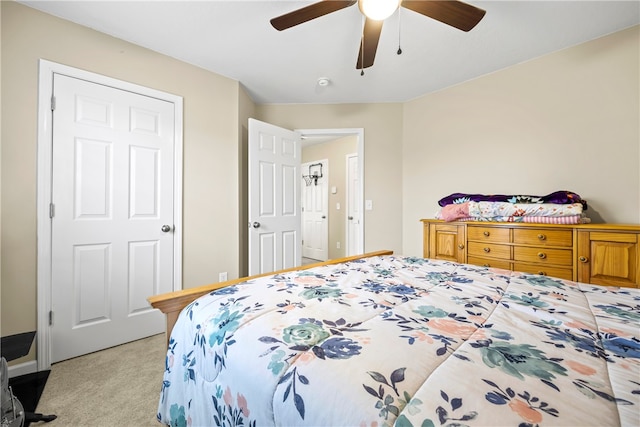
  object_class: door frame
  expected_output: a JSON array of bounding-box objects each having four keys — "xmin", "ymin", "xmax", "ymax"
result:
[
  {"xmin": 345, "ymin": 152, "xmax": 360, "ymax": 256},
  {"xmin": 36, "ymin": 60, "xmax": 183, "ymax": 370},
  {"xmin": 297, "ymin": 128, "xmax": 364, "ymax": 255}
]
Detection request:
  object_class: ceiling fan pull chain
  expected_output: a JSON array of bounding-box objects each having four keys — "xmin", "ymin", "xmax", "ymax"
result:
[
  {"xmin": 397, "ymin": 7, "xmax": 402, "ymax": 55},
  {"xmin": 360, "ymin": 14, "xmax": 365, "ymax": 76}
]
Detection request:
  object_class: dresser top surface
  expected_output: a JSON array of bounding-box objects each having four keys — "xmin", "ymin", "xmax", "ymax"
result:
[{"xmin": 420, "ymin": 219, "xmax": 640, "ymax": 232}]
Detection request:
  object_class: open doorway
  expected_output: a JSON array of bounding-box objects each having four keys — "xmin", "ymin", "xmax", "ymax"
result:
[
  {"xmin": 242, "ymin": 122, "xmax": 364, "ymax": 277},
  {"xmin": 298, "ymin": 129, "xmax": 364, "ymax": 260}
]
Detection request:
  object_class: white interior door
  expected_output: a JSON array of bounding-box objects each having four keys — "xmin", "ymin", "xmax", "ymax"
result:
[
  {"xmin": 50, "ymin": 74, "xmax": 175, "ymax": 362},
  {"xmin": 301, "ymin": 160, "xmax": 328, "ymax": 261},
  {"xmin": 248, "ymin": 118, "xmax": 301, "ymax": 275},
  {"xmin": 346, "ymin": 153, "xmax": 362, "ymax": 256}
]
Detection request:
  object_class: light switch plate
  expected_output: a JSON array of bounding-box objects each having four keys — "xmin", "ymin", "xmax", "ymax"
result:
[{"xmin": 365, "ymin": 200, "xmax": 373, "ymax": 210}]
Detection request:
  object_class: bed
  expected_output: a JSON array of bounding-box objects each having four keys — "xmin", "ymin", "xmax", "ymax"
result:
[{"xmin": 148, "ymin": 250, "xmax": 639, "ymax": 426}]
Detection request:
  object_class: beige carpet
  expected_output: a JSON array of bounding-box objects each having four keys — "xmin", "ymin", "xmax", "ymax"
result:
[{"xmin": 31, "ymin": 334, "xmax": 166, "ymax": 426}]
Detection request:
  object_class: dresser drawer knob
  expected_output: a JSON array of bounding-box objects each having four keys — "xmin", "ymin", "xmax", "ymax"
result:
[
  {"xmin": 483, "ymin": 263, "xmax": 490, "ymax": 267},
  {"xmin": 537, "ymin": 234, "xmax": 546, "ymax": 241},
  {"xmin": 483, "ymin": 247, "xmax": 490, "ymax": 253},
  {"xmin": 483, "ymin": 231, "xmax": 490, "ymax": 237},
  {"xmin": 538, "ymin": 271, "xmax": 547, "ymax": 276},
  {"xmin": 458, "ymin": 244, "xmax": 464, "ymax": 250},
  {"xmin": 579, "ymin": 256, "xmax": 589, "ymax": 263},
  {"xmin": 537, "ymin": 252, "xmax": 547, "ymax": 259}
]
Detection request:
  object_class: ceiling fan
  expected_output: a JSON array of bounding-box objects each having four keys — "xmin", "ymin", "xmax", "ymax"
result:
[{"xmin": 270, "ymin": 0, "xmax": 486, "ymax": 71}]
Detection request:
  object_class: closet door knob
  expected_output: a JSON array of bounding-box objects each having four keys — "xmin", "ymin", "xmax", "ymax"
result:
[
  {"xmin": 579, "ymin": 256, "xmax": 588, "ymax": 263},
  {"xmin": 161, "ymin": 225, "xmax": 172, "ymax": 233},
  {"xmin": 252, "ymin": 222, "xmax": 261, "ymax": 228}
]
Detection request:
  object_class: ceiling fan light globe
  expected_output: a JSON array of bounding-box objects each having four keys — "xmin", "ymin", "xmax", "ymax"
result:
[{"xmin": 358, "ymin": 0, "xmax": 399, "ymax": 21}]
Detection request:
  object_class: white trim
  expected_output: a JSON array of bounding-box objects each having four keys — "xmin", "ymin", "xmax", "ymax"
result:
[
  {"xmin": 296, "ymin": 128, "xmax": 364, "ymax": 254},
  {"xmin": 36, "ymin": 59, "xmax": 183, "ymax": 370},
  {"xmin": 345, "ymin": 152, "xmax": 360, "ymax": 256},
  {"xmin": 7, "ymin": 361, "xmax": 38, "ymax": 379}
]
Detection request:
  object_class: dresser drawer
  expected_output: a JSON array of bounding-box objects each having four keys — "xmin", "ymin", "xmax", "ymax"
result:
[
  {"xmin": 468, "ymin": 241, "xmax": 511, "ymax": 260},
  {"xmin": 513, "ymin": 263, "xmax": 573, "ymax": 280},
  {"xmin": 467, "ymin": 226, "xmax": 510, "ymax": 243},
  {"xmin": 468, "ymin": 256, "xmax": 512, "ymax": 270},
  {"xmin": 513, "ymin": 229, "xmax": 572, "ymax": 247},
  {"xmin": 513, "ymin": 246, "xmax": 573, "ymax": 266}
]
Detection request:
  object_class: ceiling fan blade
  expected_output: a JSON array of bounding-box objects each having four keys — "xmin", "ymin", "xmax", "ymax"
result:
[
  {"xmin": 356, "ymin": 18, "xmax": 384, "ymax": 69},
  {"xmin": 271, "ymin": 0, "xmax": 356, "ymax": 31},
  {"xmin": 402, "ymin": 0, "xmax": 486, "ymax": 32}
]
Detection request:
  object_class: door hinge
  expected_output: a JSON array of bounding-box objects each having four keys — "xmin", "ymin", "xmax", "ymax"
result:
[
  {"xmin": 49, "ymin": 310, "xmax": 53, "ymax": 326},
  {"xmin": 49, "ymin": 203, "xmax": 55, "ymax": 219},
  {"xmin": 51, "ymin": 95, "xmax": 56, "ymax": 111}
]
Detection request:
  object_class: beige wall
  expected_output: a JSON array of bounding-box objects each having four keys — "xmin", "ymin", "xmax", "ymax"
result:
[
  {"xmin": 238, "ymin": 88, "xmax": 256, "ymax": 277},
  {"xmin": 402, "ymin": 25, "xmax": 640, "ymax": 256},
  {"xmin": 256, "ymin": 104, "xmax": 404, "ymax": 256},
  {"xmin": 302, "ymin": 136, "xmax": 358, "ymax": 259},
  {"xmin": 1, "ymin": 2, "xmax": 243, "ymax": 362}
]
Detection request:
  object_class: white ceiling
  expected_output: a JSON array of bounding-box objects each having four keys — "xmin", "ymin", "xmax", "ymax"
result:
[{"xmin": 19, "ymin": 0, "xmax": 640, "ymax": 105}]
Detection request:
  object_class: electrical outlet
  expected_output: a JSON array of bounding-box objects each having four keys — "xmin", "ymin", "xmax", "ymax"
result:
[{"xmin": 219, "ymin": 272, "xmax": 228, "ymax": 282}]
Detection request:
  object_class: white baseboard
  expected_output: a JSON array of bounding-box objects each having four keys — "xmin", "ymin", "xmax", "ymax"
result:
[{"xmin": 7, "ymin": 360, "xmax": 38, "ymax": 378}]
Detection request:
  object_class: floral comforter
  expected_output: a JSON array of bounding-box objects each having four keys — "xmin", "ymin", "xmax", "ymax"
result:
[{"xmin": 157, "ymin": 255, "xmax": 640, "ymax": 427}]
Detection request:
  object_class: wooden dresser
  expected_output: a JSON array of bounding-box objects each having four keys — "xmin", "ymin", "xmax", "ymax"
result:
[{"xmin": 421, "ymin": 219, "xmax": 640, "ymax": 288}]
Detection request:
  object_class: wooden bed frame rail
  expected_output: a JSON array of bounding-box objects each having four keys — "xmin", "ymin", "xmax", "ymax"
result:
[{"xmin": 148, "ymin": 250, "xmax": 393, "ymax": 341}]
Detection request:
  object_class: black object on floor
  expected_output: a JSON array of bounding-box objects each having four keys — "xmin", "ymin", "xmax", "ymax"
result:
[
  {"xmin": 2, "ymin": 331, "xmax": 57, "ymax": 426},
  {"xmin": 9, "ymin": 370, "xmax": 56, "ymax": 426}
]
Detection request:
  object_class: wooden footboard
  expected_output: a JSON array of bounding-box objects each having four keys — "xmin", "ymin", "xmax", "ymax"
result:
[{"xmin": 148, "ymin": 250, "xmax": 393, "ymax": 342}]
